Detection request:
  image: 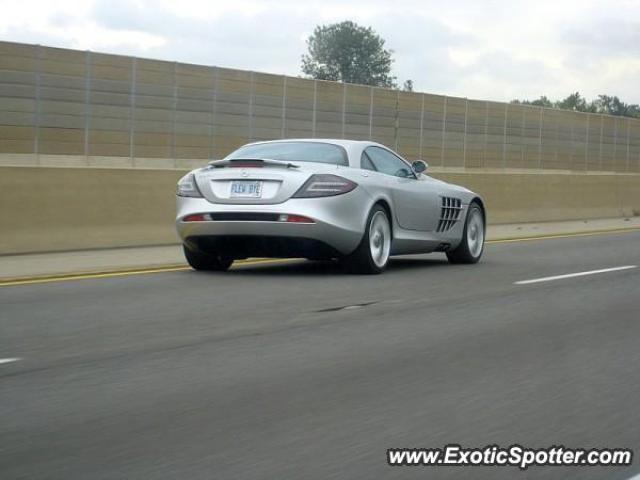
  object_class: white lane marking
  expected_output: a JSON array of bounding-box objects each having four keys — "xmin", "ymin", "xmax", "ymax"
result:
[
  {"xmin": 625, "ymin": 474, "xmax": 640, "ymax": 480},
  {"xmin": 0, "ymin": 357, "xmax": 21, "ymax": 365},
  {"xmin": 515, "ymin": 265, "xmax": 637, "ymax": 285}
]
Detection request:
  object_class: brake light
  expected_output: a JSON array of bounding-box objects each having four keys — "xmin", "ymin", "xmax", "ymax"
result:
[
  {"xmin": 227, "ymin": 161, "xmax": 264, "ymax": 168},
  {"xmin": 292, "ymin": 174, "xmax": 357, "ymax": 198},
  {"xmin": 182, "ymin": 213, "xmax": 209, "ymax": 222}
]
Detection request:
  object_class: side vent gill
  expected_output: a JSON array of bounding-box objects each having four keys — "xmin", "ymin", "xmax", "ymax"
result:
[{"xmin": 437, "ymin": 197, "xmax": 462, "ymax": 232}]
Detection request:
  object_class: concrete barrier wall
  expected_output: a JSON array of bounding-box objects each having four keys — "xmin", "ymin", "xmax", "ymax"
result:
[
  {"xmin": 1, "ymin": 40, "xmax": 640, "ymax": 173},
  {"xmin": 1, "ymin": 166, "xmax": 639, "ymax": 254},
  {"xmin": 437, "ymin": 171, "xmax": 640, "ymax": 223},
  {"xmin": 0, "ymin": 166, "xmax": 184, "ymax": 254}
]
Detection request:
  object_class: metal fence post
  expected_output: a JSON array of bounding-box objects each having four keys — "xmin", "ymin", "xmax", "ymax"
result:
[
  {"xmin": 569, "ymin": 115, "xmax": 574, "ymax": 171},
  {"xmin": 637, "ymin": 125, "xmax": 640, "ymax": 172},
  {"xmin": 585, "ymin": 114, "xmax": 590, "ymax": 171},
  {"xmin": 368, "ymin": 86, "xmax": 373, "ymax": 140},
  {"xmin": 599, "ymin": 115, "xmax": 604, "ymax": 172},
  {"xmin": 502, "ymin": 103, "xmax": 508, "ymax": 169},
  {"xmin": 312, "ymin": 80, "xmax": 317, "ymax": 138},
  {"xmin": 281, "ymin": 76, "xmax": 287, "ymax": 138},
  {"xmin": 172, "ymin": 62, "xmax": 178, "ymax": 168},
  {"xmin": 418, "ymin": 94, "xmax": 425, "ymax": 160},
  {"xmin": 394, "ymin": 90, "xmax": 400, "ymax": 151},
  {"xmin": 248, "ymin": 71, "xmax": 254, "ymax": 142},
  {"xmin": 129, "ymin": 57, "xmax": 137, "ymax": 166},
  {"xmin": 613, "ymin": 116, "xmax": 618, "ymax": 171},
  {"xmin": 483, "ymin": 101, "xmax": 489, "ymax": 169},
  {"xmin": 440, "ymin": 96, "xmax": 447, "ymax": 167},
  {"xmin": 538, "ymin": 107, "xmax": 543, "ymax": 169},
  {"xmin": 209, "ymin": 66, "xmax": 218, "ymax": 160},
  {"xmin": 554, "ymin": 111, "xmax": 559, "ymax": 167},
  {"xmin": 34, "ymin": 45, "xmax": 42, "ymax": 164},
  {"xmin": 520, "ymin": 106, "xmax": 525, "ymax": 168},
  {"xmin": 462, "ymin": 98, "xmax": 468, "ymax": 168},
  {"xmin": 84, "ymin": 50, "xmax": 91, "ymax": 163},
  {"xmin": 626, "ymin": 119, "xmax": 630, "ymax": 173},
  {"xmin": 341, "ymin": 82, "xmax": 346, "ymax": 139}
]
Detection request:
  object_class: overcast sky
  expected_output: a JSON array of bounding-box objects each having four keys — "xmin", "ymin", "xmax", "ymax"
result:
[{"xmin": 1, "ymin": 0, "xmax": 638, "ymax": 103}]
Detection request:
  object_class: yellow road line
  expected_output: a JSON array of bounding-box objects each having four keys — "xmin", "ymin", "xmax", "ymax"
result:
[
  {"xmin": 1, "ymin": 226, "xmax": 639, "ymax": 287},
  {"xmin": 486, "ymin": 226, "xmax": 640, "ymax": 244},
  {"xmin": 0, "ymin": 266, "xmax": 191, "ymax": 287},
  {"xmin": 0, "ymin": 258, "xmax": 301, "ymax": 287}
]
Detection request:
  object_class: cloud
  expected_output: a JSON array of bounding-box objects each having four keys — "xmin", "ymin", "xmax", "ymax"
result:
[
  {"xmin": 87, "ymin": 0, "xmax": 312, "ymax": 74},
  {"xmin": 563, "ymin": 19, "xmax": 640, "ymax": 57},
  {"xmin": 369, "ymin": 11, "xmax": 476, "ymax": 92}
]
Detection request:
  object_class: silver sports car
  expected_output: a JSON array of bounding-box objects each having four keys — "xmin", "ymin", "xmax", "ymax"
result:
[{"xmin": 176, "ymin": 139, "xmax": 485, "ymax": 274}]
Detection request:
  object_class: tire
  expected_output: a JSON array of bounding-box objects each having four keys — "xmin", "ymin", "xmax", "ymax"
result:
[
  {"xmin": 183, "ymin": 245, "xmax": 233, "ymax": 271},
  {"xmin": 341, "ymin": 205, "xmax": 392, "ymax": 274},
  {"xmin": 446, "ymin": 202, "xmax": 485, "ymax": 264}
]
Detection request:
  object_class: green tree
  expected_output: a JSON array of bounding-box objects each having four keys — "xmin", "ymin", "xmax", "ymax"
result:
[
  {"xmin": 592, "ymin": 95, "xmax": 640, "ymax": 117},
  {"xmin": 301, "ymin": 21, "xmax": 396, "ymax": 88},
  {"xmin": 511, "ymin": 96, "xmax": 554, "ymax": 108},
  {"xmin": 511, "ymin": 93, "xmax": 639, "ymax": 118},
  {"xmin": 556, "ymin": 92, "xmax": 591, "ymax": 112},
  {"xmin": 402, "ymin": 79, "xmax": 414, "ymax": 92},
  {"xmin": 530, "ymin": 96, "xmax": 554, "ymax": 108}
]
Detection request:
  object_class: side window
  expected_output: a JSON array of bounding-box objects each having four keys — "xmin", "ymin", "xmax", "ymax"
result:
[
  {"xmin": 360, "ymin": 152, "xmax": 376, "ymax": 171},
  {"xmin": 364, "ymin": 147, "xmax": 414, "ymax": 178}
]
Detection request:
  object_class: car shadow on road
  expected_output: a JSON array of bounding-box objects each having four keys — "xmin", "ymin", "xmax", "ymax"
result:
[{"xmin": 221, "ymin": 256, "xmax": 451, "ymax": 277}]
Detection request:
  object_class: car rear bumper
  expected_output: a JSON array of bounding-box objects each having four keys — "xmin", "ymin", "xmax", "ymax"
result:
[{"xmin": 175, "ymin": 193, "xmax": 369, "ymax": 256}]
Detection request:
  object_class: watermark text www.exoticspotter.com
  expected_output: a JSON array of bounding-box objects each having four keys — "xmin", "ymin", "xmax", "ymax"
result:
[{"xmin": 387, "ymin": 444, "xmax": 633, "ymax": 470}]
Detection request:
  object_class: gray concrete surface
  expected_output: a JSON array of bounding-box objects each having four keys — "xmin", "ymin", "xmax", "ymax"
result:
[
  {"xmin": 1, "ymin": 217, "xmax": 639, "ymax": 280},
  {"xmin": 3, "ymin": 165, "xmax": 640, "ymax": 255},
  {"xmin": 1, "ymin": 231, "xmax": 639, "ymax": 479},
  {"xmin": 0, "ymin": 244, "xmax": 186, "ymax": 280}
]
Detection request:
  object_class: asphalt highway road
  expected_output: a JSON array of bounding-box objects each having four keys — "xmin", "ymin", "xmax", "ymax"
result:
[{"xmin": 1, "ymin": 231, "xmax": 640, "ymax": 479}]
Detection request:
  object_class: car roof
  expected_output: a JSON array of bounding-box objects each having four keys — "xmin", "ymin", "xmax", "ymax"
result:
[{"xmin": 237, "ymin": 138, "xmax": 397, "ymax": 167}]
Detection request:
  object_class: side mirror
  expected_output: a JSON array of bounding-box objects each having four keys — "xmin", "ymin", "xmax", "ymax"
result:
[{"xmin": 412, "ymin": 160, "xmax": 428, "ymax": 174}]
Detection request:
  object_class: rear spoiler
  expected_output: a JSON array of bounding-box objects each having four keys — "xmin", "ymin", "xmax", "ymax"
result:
[{"xmin": 208, "ymin": 158, "xmax": 300, "ymax": 169}]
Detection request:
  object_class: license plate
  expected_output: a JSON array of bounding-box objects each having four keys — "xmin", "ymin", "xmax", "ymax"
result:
[{"xmin": 230, "ymin": 180, "xmax": 263, "ymax": 198}]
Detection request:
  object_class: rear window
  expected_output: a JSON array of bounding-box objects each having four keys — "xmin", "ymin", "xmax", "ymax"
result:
[{"xmin": 226, "ymin": 142, "xmax": 348, "ymax": 166}]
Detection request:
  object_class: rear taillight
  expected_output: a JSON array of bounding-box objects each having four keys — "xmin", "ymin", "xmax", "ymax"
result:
[
  {"xmin": 292, "ymin": 174, "xmax": 357, "ymax": 198},
  {"xmin": 176, "ymin": 173, "xmax": 203, "ymax": 198},
  {"xmin": 182, "ymin": 213, "xmax": 209, "ymax": 222}
]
